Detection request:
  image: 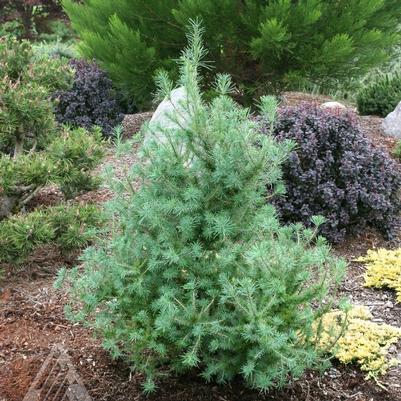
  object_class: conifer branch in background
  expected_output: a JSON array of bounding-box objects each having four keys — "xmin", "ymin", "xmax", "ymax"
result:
[{"xmin": 63, "ymin": 0, "xmax": 401, "ymax": 108}]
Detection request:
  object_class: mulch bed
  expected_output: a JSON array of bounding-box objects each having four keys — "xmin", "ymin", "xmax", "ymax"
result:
[
  {"xmin": 2, "ymin": 233, "xmax": 400, "ymax": 401},
  {"xmin": 1, "ymin": 93, "xmax": 401, "ymax": 401},
  {"xmin": 123, "ymin": 112, "xmax": 153, "ymax": 138}
]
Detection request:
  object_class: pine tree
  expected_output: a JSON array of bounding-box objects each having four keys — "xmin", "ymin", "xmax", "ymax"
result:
[
  {"xmin": 0, "ymin": 37, "xmax": 104, "ymax": 224},
  {"xmin": 0, "ymin": 37, "xmax": 105, "ymax": 267},
  {"xmin": 64, "ymin": 0, "xmax": 401, "ymax": 108},
  {"xmin": 62, "ymin": 21, "xmax": 345, "ymax": 393}
]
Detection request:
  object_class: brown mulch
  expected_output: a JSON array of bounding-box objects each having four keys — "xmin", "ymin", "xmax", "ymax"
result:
[
  {"xmin": 359, "ymin": 115, "xmax": 398, "ymax": 156},
  {"xmin": 2, "ymin": 101, "xmax": 401, "ymax": 401},
  {"xmin": 123, "ymin": 112, "xmax": 153, "ymax": 138},
  {"xmin": 25, "ymin": 142, "xmax": 141, "ymax": 210},
  {"xmin": 74, "ymin": 144, "xmax": 142, "ymax": 205},
  {"xmin": 1, "ymin": 231, "xmax": 401, "ymax": 401},
  {"xmin": 280, "ymin": 91, "xmax": 337, "ymax": 108}
]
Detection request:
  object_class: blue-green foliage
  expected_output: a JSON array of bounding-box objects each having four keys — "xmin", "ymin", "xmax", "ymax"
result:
[{"xmin": 63, "ymin": 22, "xmax": 345, "ymax": 393}]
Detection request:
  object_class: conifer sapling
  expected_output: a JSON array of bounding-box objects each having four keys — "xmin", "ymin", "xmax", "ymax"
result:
[{"xmin": 62, "ymin": 21, "xmax": 345, "ymax": 393}]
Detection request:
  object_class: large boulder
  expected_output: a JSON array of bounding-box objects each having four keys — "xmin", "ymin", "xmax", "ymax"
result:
[
  {"xmin": 382, "ymin": 101, "xmax": 401, "ymax": 138},
  {"xmin": 143, "ymin": 87, "xmax": 190, "ymax": 147}
]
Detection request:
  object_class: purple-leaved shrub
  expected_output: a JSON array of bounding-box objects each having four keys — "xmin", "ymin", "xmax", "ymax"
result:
[
  {"xmin": 53, "ymin": 60, "xmax": 124, "ymax": 136},
  {"xmin": 261, "ymin": 104, "xmax": 401, "ymax": 243}
]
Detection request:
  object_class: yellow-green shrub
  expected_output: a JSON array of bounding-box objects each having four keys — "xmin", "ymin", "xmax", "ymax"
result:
[
  {"xmin": 318, "ymin": 306, "xmax": 401, "ymax": 378},
  {"xmin": 357, "ymin": 248, "xmax": 401, "ymax": 303},
  {"xmin": 0, "ymin": 203, "xmax": 103, "ymax": 264}
]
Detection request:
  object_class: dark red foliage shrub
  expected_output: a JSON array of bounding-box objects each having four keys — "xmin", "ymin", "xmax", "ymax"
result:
[
  {"xmin": 53, "ymin": 60, "xmax": 124, "ymax": 137},
  {"xmin": 261, "ymin": 104, "xmax": 401, "ymax": 243}
]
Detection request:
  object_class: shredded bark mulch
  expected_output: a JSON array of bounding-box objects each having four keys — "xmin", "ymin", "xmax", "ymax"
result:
[
  {"xmin": 2, "ymin": 98, "xmax": 401, "ymax": 401},
  {"xmin": 2, "ymin": 235, "xmax": 401, "ymax": 401},
  {"xmin": 280, "ymin": 91, "xmax": 336, "ymax": 108},
  {"xmin": 123, "ymin": 112, "xmax": 153, "ymax": 138}
]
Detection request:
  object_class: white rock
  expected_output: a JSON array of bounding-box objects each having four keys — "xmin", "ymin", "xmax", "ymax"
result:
[
  {"xmin": 320, "ymin": 101, "xmax": 347, "ymax": 111},
  {"xmin": 144, "ymin": 87, "xmax": 190, "ymax": 147},
  {"xmin": 382, "ymin": 101, "xmax": 401, "ymax": 138}
]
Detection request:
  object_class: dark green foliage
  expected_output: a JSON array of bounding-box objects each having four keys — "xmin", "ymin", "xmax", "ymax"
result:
[
  {"xmin": 0, "ymin": 37, "xmax": 73, "ymax": 155},
  {"xmin": 37, "ymin": 20, "xmax": 76, "ymax": 43},
  {"xmin": 48, "ymin": 127, "xmax": 104, "ymax": 199},
  {"xmin": 0, "ymin": 37, "xmax": 104, "ymax": 231},
  {"xmin": 62, "ymin": 24, "xmax": 345, "ymax": 393},
  {"xmin": 357, "ymin": 72, "xmax": 401, "ymax": 117},
  {"xmin": 260, "ymin": 104, "xmax": 401, "ymax": 243},
  {"xmin": 0, "ymin": 20, "xmax": 25, "ymax": 38},
  {"xmin": 64, "ymin": 0, "xmax": 401, "ymax": 109},
  {"xmin": 0, "ymin": 204, "xmax": 103, "ymax": 264},
  {"xmin": 0, "ymin": 37, "xmax": 104, "ymax": 275}
]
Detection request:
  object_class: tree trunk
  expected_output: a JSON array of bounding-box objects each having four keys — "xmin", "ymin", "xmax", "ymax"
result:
[
  {"xmin": 0, "ymin": 195, "xmax": 18, "ymax": 220},
  {"xmin": 14, "ymin": 135, "xmax": 24, "ymax": 158}
]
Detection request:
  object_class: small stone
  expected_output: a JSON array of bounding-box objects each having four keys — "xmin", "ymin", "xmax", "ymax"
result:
[
  {"xmin": 385, "ymin": 301, "xmax": 394, "ymax": 309},
  {"xmin": 327, "ymin": 367, "xmax": 341, "ymax": 378},
  {"xmin": 371, "ymin": 318, "xmax": 384, "ymax": 323},
  {"xmin": 321, "ymin": 101, "xmax": 347, "ymax": 112}
]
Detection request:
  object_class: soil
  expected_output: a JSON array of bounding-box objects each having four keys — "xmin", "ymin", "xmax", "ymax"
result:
[
  {"xmin": 1, "ymin": 95, "xmax": 401, "ymax": 401},
  {"xmin": 123, "ymin": 112, "xmax": 153, "ymax": 138},
  {"xmin": 280, "ymin": 91, "xmax": 337, "ymax": 108},
  {"xmin": 2, "ymin": 232, "xmax": 401, "ymax": 401}
]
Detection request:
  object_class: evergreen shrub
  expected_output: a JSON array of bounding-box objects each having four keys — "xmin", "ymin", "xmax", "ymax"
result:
[
  {"xmin": 357, "ymin": 72, "xmax": 401, "ymax": 117},
  {"xmin": 261, "ymin": 104, "xmax": 401, "ymax": 243},
  {"xmin": 318, "ymin": 306, "xmax": 401, "ymax": 379},
  {"xmin": 62, "ymin": 23, "xmax": 345, "ymax": 393},
  {"xmin": 0, "ymin": 37, "xmax": 105, "ymax": 265},
  {"xmin": 48, "ymin": 126, "xmax": 104, "ymax": 199},
  {"xmin": 53, "ymin": 60, "xmax": 124, "ymax": 136},
  {"xmin": 64, "ymin": 0, "xmax": 401, "ymax": 108},
  {"xmin": 0, "ymin": 204, "xmax": 102, "ymax": 264},
  {"xmin": 0, "ymin": 125, "xmax": 104, "ymax": 218},
  {"xmin": 357, "ymin": 248, "xmax": 401, "ymax": 303},
  {"xmin": 32, "ymin": 41, "xmax": 78, "ymax": 61},
  {"xmin": 0, "ymin": 37, "xmax": 73, "ymax": 155},
  {"xmin": 37, "ymin": 20, "xmax": 76, "ymax": 44}
]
